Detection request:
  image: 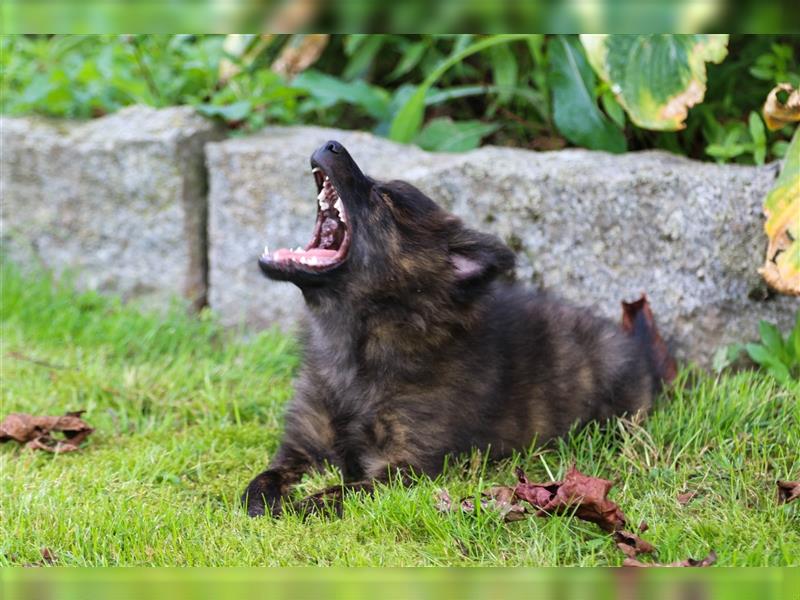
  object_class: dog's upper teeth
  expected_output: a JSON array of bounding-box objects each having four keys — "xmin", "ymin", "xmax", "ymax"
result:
[
  {"xmin": 334, "ymin": 198, "xmax": 345, "ymax": 222},
  {"xmin": 312, "ymin": 167, "xmax": 321, "ymax": 174}
]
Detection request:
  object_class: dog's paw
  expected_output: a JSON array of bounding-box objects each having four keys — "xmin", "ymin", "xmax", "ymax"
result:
[{"xmin": 241, "ymin": 471, "xmax": 283, "ymax": 518}]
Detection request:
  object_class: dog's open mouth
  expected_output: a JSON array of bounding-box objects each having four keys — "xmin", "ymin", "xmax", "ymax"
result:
[{"xmin": 261, "ymin": 167, "xmax": 350, "ymax": 271}]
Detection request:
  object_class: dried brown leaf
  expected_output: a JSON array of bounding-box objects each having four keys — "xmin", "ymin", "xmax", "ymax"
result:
[
  {"xmin": 518, "ymin": 466, "xmax": 628, "ymax": 532},
  {"xmin": 614, "ymin": 529, "xmax": 657, "ymax": 558},
  {"xmin": 0, "ymin": 411, "xmax": 93, "ymax": 453},
  {"xmin": 272, "ymin": 34, "xmax": 329, "ymax": 78},
  {"xmin": 777, "ymin": 480, "xmax": 800, "ymax": 504},
  {"xmin": 763, "ymin": 83, "xmax": 800, "ymax": 130},
  {"xmin": 677, "ymin": 491, "xmax": 697, "ymax": 506},
  {"xmin": 24, "ymin": 548, "xmax": 57, "ymax": 568},
  {"xmin": 621, "ymin": 294, "xmax": 678, "ymax": 384},
  {"xmin": 623, "ymin": 550, "xmax": 717, "ymax": 568},
  {"xmin": 483, "ymin": 486, "xmax": 528, "ymax": 522},
  {"xmin": 434, "ymin": 489, "xmax": 453, "ymax": 512}
]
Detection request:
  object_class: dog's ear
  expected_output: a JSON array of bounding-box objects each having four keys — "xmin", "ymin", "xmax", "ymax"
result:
[{"xmin": 446, "ymin": 218, "xmax": 515, "ymax": 285}]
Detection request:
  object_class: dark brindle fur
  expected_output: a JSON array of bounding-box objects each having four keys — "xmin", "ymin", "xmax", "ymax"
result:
[{"xmin": 242, "ymin": 141, "xmax": 660, "ymax": 517}]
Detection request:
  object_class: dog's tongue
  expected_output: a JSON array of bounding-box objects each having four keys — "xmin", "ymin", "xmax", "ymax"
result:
[{"xmin": 273, "ymin": 248, "xmax": 338, "ymax": 261}]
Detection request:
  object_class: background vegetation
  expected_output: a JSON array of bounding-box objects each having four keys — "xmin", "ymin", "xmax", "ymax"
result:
[{"xmin": 2, "ymin": 34, "xmax": 797, "ymax": 162}]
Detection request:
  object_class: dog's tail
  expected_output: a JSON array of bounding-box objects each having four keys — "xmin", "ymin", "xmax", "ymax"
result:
[{"xmin": 621, "ymin": 294, "xmax": 678, "ymax": 389}]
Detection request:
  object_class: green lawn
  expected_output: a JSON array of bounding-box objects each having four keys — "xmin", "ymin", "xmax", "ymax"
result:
[{"xmin": 1, "ymin": 264, "xmax": 798, "ymax": 567}]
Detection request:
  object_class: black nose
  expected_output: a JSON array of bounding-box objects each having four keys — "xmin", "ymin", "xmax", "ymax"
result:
[{"xmin": 324, "ymin": 140, "xmax": 342, "ymax": 154}]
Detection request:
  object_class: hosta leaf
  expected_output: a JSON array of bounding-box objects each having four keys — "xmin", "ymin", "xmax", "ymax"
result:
[
  {"xmin": 547, "ymin": 35, "xmax": 626, "ymax": 153},
  {"xmin": 580, "ymin": 34, "xmax": 729, "ymax": 131},
  {"xmin": 759, "ymin": 127, "xmax": 800, "ymax": 296}
]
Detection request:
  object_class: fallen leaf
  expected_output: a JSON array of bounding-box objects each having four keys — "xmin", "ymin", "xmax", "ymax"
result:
[
  {"xmin": 23, "ymin": 548, "xmax": 57, "ymax": 568},
  {"xmin": 0, "ymin": 411, "xmax": 93, "ymax": 453},
  {"xmin": 614, "ymin": 529, "xmax": 657, "ymax": 558},
  {"xmin": 435, "ymin": 487, "xmax": 527, "ymax": 522},
  {"xmin": 777, "ymin": 480, "xmax": 800, "ymax": 504},
  {"xmin": 621, "ymin": 294, "xmax": 678, "ymax": 384},
  {"xmin": 623, "ymin": 550, "xmax": 717, "ymax": 568},
  {"xmin": 513, "ymin": 466, "xmax": 561, "ymax": 508},
  {"xmin": 40, "ymin": 548, "xmax": 56, "ymax": 564},
  {"xmin": 677, "ymin": 491, "xmax": 697, "ymax": 506},
  {"xmin": 638, "ymin": 520, "xmax": 648, "ymax": 533},
  {"xmin": 483, "ymin": 486, "xmax": 528, "ymax": 522},
  {"xmin": 516, "ymin": 466, "xmax": 628, "ymax": 532},
  {"xmin": 434, "ymin": 489, "xmax": 453, "ymax": 512}
]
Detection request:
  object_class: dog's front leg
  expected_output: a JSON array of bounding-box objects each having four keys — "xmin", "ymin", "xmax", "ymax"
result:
[
  {"xmin": 242, "ymin": 400, "xmax": 336, "ymax": 518},
  {"xmin": 241, "ymin": 448, "xmax": 310, "ymax": 518}
]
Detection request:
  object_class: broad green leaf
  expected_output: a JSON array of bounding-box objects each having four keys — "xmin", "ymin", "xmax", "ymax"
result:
[
  {"xmin": 387, "ymin": 41, "xmax": 428, "ymax": 81},
  {"xmin": 414, "ymin": 118, "xmax": 499, "ymax": 153},
  {"xmin": 746, "ymin": 343, "xmax": 792, "ymax": 383},
  {"xmin": 489, "ymin": 44, "xmax": 518, "ymax": 104},
  {"xmin": 758, "ymin": 321, "xmax": 788, "ymax": 364},
  {"xmin": 342, "ymin": 35, "xmax": 384, "ymax": 80},
  {"xmin": 292, "ymin": 70, "xmax": 390, "ymax": 121},
  {"xmin": 580, "ymin": 34, "xmax": 729, "ymax": 131},
  {"xmin": 389, "ymin": 34, "xmax": 532, "ymax": 143},
  {"xmin": 601, "ymin": 90, "xmax": 626, "ymax": 129},
  {"xmin": 749, "ymin": 111, "xmax": 767, "ymax": 165},
  {"xmin": 788, "ymin": 312, "xmax": 800, "ymax": 362},
  {"xmin": 759, "ymin": 127, "xmax": 800, "ymax": 296},
  {"xmin": 195, "ymin": 100, "xmax": 252, "ymax": 122},
  {"xmin": 547, "ymin": 35, "xmax": 626, "ymax": 153}
]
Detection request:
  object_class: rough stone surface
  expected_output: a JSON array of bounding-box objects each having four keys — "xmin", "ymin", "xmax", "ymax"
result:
[
  {"xmin": 207, "ymin": 125, "xmax": 798, "ymax": 365},
  {"xmin": 1, "ymin": 106, "xmax": 222, "ymax": 309}
]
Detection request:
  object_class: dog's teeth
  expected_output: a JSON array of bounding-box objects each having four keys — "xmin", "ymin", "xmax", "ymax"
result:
[
  {"xmin": 308, "ymin": 256, "xmax": 319, "ymax": 266},
  {"xmin": 312, "ymin": 167, "xmax": 321, "ymax": 174},
  {"xmin": 263, "ymin": 244, "xmax": 269, "ymax": 255},
  {"xmin": 334, "ymin": 198, "xmax": 345, "ymax": 222},
  {"xmin": 295, "ymin": 246, "xmax": 304, "ymax": 253}
]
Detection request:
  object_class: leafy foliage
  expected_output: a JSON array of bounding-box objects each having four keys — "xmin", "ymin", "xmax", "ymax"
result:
[
  {"xmin": 715, "ymin": 313, "xmax": 800, "ymax": 385},
  {"xmin": 581, "ymin": 34, "xmax": 729, "ymax": 131},
  {"xmin": 745, "ymin": 316, "xmax": 800, "ymax": 384},
  {"xmin": 1, "ymin": 34, "xmax": 798, "ymax": 159},
  {"xmin": 759, "ymin": 125, "xmax": 800, "ymax": 295},
  {"xmin": 547, "ymin": 35, "xmax": 626, "ymax": 153}
]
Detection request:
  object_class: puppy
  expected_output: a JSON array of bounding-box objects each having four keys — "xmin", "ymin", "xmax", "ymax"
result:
[{"xmin": 242, "ymin": 141, "xmax": 660, "ymax": 517}]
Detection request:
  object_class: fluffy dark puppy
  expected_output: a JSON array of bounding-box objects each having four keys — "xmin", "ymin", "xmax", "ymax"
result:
[{"xmin": 242, "ymin": 140, "xmax": 660, "ymax": 517}]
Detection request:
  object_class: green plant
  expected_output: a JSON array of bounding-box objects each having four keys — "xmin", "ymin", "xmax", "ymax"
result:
[
  {"xmin": 716, "ymin": 314, "xmax": 800, "ymax": 384},
  {"xmin": 2, "ymin": 35, "xmax": 798, "ymax": 161},
  {"xmin": 746, "ymin": 316, "xmax": 800, "ymax": 384}
]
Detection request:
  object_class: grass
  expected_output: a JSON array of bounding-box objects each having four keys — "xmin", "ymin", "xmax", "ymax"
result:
[{"xmin": 1, "ymin": 263, "xmax": 798, "ymax": 567}]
